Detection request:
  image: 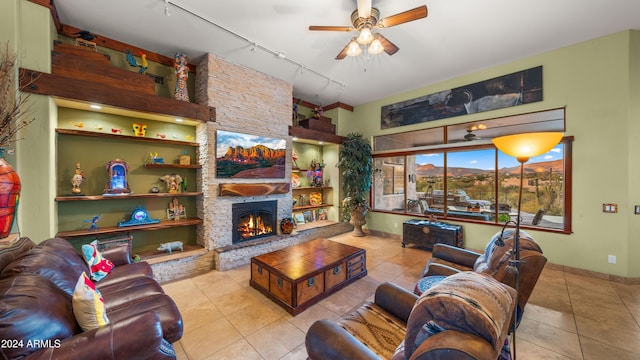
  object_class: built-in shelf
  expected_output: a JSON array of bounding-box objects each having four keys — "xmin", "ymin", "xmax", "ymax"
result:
[
  {"xmin": 292, "ymin": 186, "xmax": 332, "ymax": 190},
  {"xmin": 56, "ymin": 218, "xmax": 203, "ymax": 238},
  {"xmin": 144, "ymin": 163, "xmax": 201, "ymax": 169},
  {"xmin": 56, "ymin": 128, "xmax": 199, "ymax": 147},
  {"xmin": 142, "ymin": 244, "xmax": 208, "ymax": 264},
  {"xmin": 293, "ymin": 204, "xmax": 334, "ymax": 211},
  {"xmin": 55, "ymin": 192, "xmax": 202, "ymax": 202}
]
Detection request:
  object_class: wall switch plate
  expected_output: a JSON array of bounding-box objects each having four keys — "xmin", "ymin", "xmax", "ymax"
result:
[
  {"xmin": 635, "ymin": 205, "xmax": 640, "ymax": 215},
  {"xmin": 608, "ymin": 255, "xmax": 616, "ymax": 264},
  {"xmin": 603, "ymin": 203, "xmax": 618, "ymax": 213}
]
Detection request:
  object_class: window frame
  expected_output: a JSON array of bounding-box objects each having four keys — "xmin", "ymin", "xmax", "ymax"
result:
[{"xmin": 370, "ymin": 109, "xmax": 572, "ymax": 234}]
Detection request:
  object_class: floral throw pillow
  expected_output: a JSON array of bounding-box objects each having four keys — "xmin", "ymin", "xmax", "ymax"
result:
[
  {"xmin": 81, "ymin": 240, "xmax": 114, "ymax": 281},
  {"xmin": 72, "ymin": 272, "xmax": 110, "ymax": 331}
]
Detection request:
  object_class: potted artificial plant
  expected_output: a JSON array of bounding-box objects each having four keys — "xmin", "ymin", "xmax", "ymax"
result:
[{"xmin": 336, "ymin": 133, "xmax": 373, "ymax": 237}]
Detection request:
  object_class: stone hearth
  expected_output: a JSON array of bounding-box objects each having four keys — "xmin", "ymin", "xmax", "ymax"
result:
[{"xmin": 191, "ymin": 53, "xmax": 350, "ymax": 270}]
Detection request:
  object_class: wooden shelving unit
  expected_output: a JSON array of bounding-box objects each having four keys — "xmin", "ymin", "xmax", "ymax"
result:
[
  {"xmin": 55, "ymin": 128, "xmax": 199, "ymax": 147},
  {"xmin": 55, "ymin": 192, "xmax": 202, "ymax": 202},
  {"xmin": 144, "ymin": 163, "xmax": 201, "ymax": 169},
  {"xmin": 293, "ymin": 204, "xmax": 334, "ymax": 211},
  {"xmin": 56, "ymin": 218, "xmax": 203, "ymax": 238}
]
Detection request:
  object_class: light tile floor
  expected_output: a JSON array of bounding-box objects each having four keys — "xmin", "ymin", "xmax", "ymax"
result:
[{"xmin": 162, "ymin": 232, "xmax": 640, "ymax": 360}]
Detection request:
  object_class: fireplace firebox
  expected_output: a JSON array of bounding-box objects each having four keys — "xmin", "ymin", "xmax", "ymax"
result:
[{"xmin": 232, "ymin": 201, "xmax": 277, "ymax": 244}]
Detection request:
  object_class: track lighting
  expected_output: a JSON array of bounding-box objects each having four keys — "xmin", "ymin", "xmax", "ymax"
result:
[
  {"xmin": 164, "ymin": 0, "xmax": 171, "ymax": 16},
  {"xmin": 162, "ymin": 1, "xmax": 345, "ymax": 99}
]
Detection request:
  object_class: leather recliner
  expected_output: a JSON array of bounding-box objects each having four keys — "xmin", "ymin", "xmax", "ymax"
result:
[
  {"xmin": 0, "ymin": 237, "xmax": 183, "ymax": 360},
  {"xmin": 421, "ymin": 228, "xmax": 547, "ymax": 325},
  {"xmin": 306, "ymin": 272, "xmax": 516, "ymax": 360}
]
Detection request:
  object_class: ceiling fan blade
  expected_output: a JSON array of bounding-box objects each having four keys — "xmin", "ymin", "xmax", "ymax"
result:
[
  {"xmin": 357, "ymin": 0, "xmax": 372, "ymax": 18},
  {"xmin": 335, "ymin": 42, "xmax": 351, "ymax": 60},
  {"xmin": 309, "ymin": 25, "xmax": 354, "ymax": 32},
  {"xmin": 378, "ymin": 5, "xmax": 428, "ymax": 28},
  {"xmin": 376, "ymin": 34, "xmax": 399, "ymax": 55}
]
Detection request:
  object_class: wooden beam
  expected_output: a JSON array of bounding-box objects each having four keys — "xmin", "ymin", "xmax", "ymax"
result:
[
  {"xmin": 293, "ymin": 98, "xmax": 354, "ymax": 113},
  {"xmin": 20, "ymin": 68, "xmax": 216, "ymax": 123},
  {"xmin": 219, "ymin": 183, "xmax": 291, "ymax": 197},
  {"xmin": 289, "ymin": 126, "xmax": 346, "ymax": 144},
  {"xmin": 324, "ymin": 102, "xmax": 354, "ymax": 112},
  {"xmin": 58, "ymin": 23, "xmax": 197, "ymax": 73}
]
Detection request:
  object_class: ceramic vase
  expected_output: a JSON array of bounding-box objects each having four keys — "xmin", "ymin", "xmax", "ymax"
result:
[{"xmin": 0, "ymin": 158, "xmax": 21, "ymax": 239}]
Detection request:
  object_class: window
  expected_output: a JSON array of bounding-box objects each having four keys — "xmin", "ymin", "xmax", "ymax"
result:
[{"xmin": 372, "ymin": 109, "xmax": 571, "ymax": 233}]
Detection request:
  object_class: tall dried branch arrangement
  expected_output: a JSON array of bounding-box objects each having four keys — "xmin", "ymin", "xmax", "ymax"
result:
[{"xmin": 0, "ymin": 42, "xmax": 36, "ymax": 150}]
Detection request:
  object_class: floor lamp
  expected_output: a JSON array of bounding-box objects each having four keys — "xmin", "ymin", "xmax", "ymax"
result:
[{"xmin": 491, "ymin": 132, "xmax": 563, "ymax": 359}]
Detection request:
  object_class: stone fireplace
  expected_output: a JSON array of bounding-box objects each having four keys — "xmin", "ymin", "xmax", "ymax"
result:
[
  {"xmin": 190, "ymin": 53, "xmax": 351, "ymax": 271},
  {"xmin": 232, "ymin": 201, "xmax": 277, "ymax": 244}
]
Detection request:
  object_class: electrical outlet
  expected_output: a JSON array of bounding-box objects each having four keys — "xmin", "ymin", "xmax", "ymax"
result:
[{"xmin": 608, "ymin": 255, "xmax": 616, "ymax": 264}]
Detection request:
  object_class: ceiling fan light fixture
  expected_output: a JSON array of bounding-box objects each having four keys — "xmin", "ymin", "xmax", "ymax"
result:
[
  {"xmin": 346, "ymin": 39, "xmax": 362, "ymax": 57},
  {"xmin": 368, "ymin": 38, "xmax": 384, "ymax": 55},
  {"xmin": 356, "ymin": 26, "xmax": 374, "ymax": 45}
]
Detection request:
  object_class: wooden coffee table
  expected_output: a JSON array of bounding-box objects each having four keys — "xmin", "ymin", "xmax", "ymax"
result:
[{"xmin": 250, "ymin": 238, "xmax": 366, "ymax": 315}]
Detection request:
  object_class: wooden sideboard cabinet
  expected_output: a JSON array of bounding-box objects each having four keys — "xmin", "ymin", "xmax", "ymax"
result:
[{"xmin": 402, "ymin": 219, "xmax": 463, "ymax": 250}]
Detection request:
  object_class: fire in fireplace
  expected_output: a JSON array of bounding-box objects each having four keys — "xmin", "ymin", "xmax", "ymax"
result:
[{"xmin": 232, "ymin": 201, "xmax": 277, "ymax": 244}]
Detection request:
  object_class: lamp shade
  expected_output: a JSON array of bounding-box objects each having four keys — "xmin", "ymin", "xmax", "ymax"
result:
[
  {"xmin": 356, "ymin": 26, "xmax": 374, "ymax": 45},
  {"xmin": 346, "ymin": 39, "xmax": 362, "ymax": 57},
  {"xmin": 368, "ymin": 38, "xmax": 384, "ymax": 55},
  {"xmin": 492, "ymin": 132, "xmax": 563, "ymax": 162}
]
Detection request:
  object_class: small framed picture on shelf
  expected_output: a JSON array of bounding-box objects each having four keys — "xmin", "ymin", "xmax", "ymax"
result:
[
  {"xmin": 303, "ymin": 211, "xmax": 312, "ymax": 223},
  {"xmin": 318, "ymin": 208, "xmax": 327, "ymax": 220},
  {"xmin": 293, "ymin": 212, "xmax": 305, "ymax": 225}
]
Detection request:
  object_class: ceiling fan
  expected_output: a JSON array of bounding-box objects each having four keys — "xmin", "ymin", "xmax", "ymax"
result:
[
  {"xmin": 450, "ymin": 124, "xmax": 489, "ymax": 143},
  {"xmin": 308, "ymin": 0, "xmax": 428, "ymax": 60}
]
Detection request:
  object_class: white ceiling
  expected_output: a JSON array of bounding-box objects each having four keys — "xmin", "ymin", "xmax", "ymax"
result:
[{"xmin": 53, "ymin": 0, "xmax": 640, "ymax": 107}]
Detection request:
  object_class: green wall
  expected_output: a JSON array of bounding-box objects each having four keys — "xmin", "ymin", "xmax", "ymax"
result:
[
  {"xmin": 346, "ymin": 30, "xmax": 640, "ymax": 278},
  {"xmin": 2, "ymin": 0, "xmax": 56, "ymax": 241}
]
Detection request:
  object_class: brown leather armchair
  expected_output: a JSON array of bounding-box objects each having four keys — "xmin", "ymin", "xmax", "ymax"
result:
[
  {"xmin": 421, "ymin": 228, "xmax": 547, "ymax": 325},
  {"xmin": 306, "ymin": 272, "xmax": 516, "ymax": 360},
  {"xmin": 0, "ymin": 237, "xmax": 182, "ymax": 360}
]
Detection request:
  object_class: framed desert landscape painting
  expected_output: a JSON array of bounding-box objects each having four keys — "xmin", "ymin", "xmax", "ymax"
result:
[{"xmin": 216, "ymin": 130, "xmax": 286, "ymax": 178}]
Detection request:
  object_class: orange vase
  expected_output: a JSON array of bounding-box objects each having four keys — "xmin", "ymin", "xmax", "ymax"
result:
[{"xmin": 0, "ymin": 158, "xmax": 20, "ymax": 239}]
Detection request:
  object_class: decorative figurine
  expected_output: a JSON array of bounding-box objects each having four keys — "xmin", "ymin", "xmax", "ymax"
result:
[
  {"xmin": 150, "ymin": 186, "xmax": 160, "ymax": 193},
  {"xmin": 307, "ymin": 159, "xmax": 324, "ymax": 187},
  {"xmin": 292, "ymin": 148, "xmax": 299, "ymax": 169},
  {"xmin": 133, "ymin": 254, "xmax": 141, "ymax": 263},
  {"xmin": 104, "ymin": 159, "xmax": 131, "ymax": 195},
  {"xmin": 111, "ymin": 128, "xmax": 123, "ymax": 134},
  {"xmin": 118, "ymin": 206, "xmax": 160, "ymax": 227},
  {"xmin": 159, "ymin": 174, "xmax": 182, "ymax": 193},
  {"xmin": 132, "ymin": 123, "xmax": 147, "ymax": 137},
  {"xmin": 312, "ymin": 105, "xmax": 324, "ymax": 118},
  {"xmin": 167, "ymin": 197, "xmax": 185, "ymax": 221},
  {"xmin": 71, "ymin": 162, "xmax": 85, "ymax": 194},
  {"xmin": 84, "ymin": 215, "xmax": 101, "ymax": 231},
  {"xmin": 280, "ymin": 218, "xmax": 294, "ymax": 234},
  {"xmin": 157, "ymin": 241, "xmax": 183, "ymax": 254},
  {"xmin": 150, "ymin": 152, "xmax": 164, "ymax": 164},
  {"xmin": 125, "ymin": 50, "xmax": 148, "ymax": 74},
  {"xmin": 179, "ymin": 150, "xmax": 191, "ymax": 165},
  {"xmin": 156, "ymin": 133, "xmax": 166, "ymax": 139},
  {"xmin": 74, "ymin": 32, "xmax": 97, "ymax": 51},
  {"xmin": 174, "ymin": 53, "xmax": 190, "ymax": 102}
]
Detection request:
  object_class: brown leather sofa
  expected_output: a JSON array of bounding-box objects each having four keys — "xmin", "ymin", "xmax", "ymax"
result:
[
  {"xmin": 421, "ymin": 228, "xmax": 547, "ymax": 325},
  {"xmin": 0, "ymin": 237, "xmax": 183, "ymax": 360},
  {"xmin": 306, "ymin": 272, "xmax": 516, "ymax": 360}
]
